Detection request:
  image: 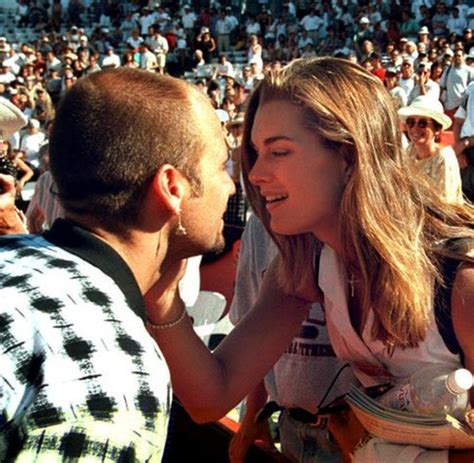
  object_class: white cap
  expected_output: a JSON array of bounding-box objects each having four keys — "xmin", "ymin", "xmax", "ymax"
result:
[{"xmin": 447, "ymin": 369, "xmax": 473, "ymax": 394}]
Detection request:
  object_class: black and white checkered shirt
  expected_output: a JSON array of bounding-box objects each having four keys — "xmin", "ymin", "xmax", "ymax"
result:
[{"xmin": 0, "ymin": 219, "xmax": 172, "ymax": 462}]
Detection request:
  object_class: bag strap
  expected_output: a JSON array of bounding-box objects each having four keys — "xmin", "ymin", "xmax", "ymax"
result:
[
  {"xmin": 434, "ymin": 243, "xmax": 465, "ymax": 365},
  {"xmin": 434, "ymin": 258, "xmax": 461, "ymax": 358}
]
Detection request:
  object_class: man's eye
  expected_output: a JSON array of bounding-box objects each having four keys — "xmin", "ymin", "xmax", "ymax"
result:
[{"xmin": 271, "ymin": 150, "xmax": 288, "ymax": 157}]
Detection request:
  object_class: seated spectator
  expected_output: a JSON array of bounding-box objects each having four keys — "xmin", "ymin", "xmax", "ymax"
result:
[
  {"xmin": 138, "ymin": 43, "xmax": 157, "ymax": 72},
  {"xmin": 122, "ymin": 51, "xmax": 138, "ymax": 68},
  {"xmin": 400, "ymin": 10, "xmax": 419, "ymax": 42},
  {"xmin": 385, "ymin": 67, "xmax": 408, "ymax": 109},
  {"xmin": 127, "ymin": 29, "xmax": 144, "ymax": 51},
  {"xmin": 369, "ymin": 52, "xmax": 386, "ymax": 82},
  {"xmin": 101, "ymin": 46, "xmax": 121, "ymax": 69},
  {"xmin": 31, "ymin": 87, "xmax": 55, "ymax": 126},
  {"xmin": 216, "ymin": 54, "xmax": 234, "ymax": 78},
  {"xmin": 399, "ymin": 95, "xmax": 462, "ymax": 203},
  {"xmin": 19, "ymin": 118, "xmax": 46, "ymax": 172}
]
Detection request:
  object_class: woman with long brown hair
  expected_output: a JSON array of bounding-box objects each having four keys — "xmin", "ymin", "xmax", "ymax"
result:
[
  {"xmin": 241, "ymin": 57, "xmax": 474, "ymax": 461},
  {"xmin": 103, "ymin": 60, "xmax": 474, "ymax": 462}
]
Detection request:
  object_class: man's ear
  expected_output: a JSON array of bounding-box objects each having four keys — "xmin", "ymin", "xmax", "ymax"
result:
[{"xmin": 151, "ymin": 164, "xmax": 187, "ymax": 214}]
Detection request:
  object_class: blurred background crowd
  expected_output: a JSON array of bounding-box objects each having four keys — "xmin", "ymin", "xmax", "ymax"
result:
[{"xmin": 1, "ymin": 0, "xmax": 474, "ymax": 231}]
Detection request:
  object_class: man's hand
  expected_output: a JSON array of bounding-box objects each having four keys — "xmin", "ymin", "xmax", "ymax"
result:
[{"xmin": 0, "ymin": 174, "xmax": 27, "ymax": 235}]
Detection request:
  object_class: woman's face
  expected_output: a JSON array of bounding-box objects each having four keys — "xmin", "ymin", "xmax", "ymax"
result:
[
  {"xmin": 405, "ymin": 116, "xmax": 438, "ymax": 146},
  {"xmin": 0, "ymin": 139, "xmax": 9, "ymax": 156},
  {"xmin": 249, "ymin": 99, "xmax": 349, "ymax": 242}
]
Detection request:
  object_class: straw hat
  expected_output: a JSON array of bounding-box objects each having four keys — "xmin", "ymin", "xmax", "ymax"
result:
[
  {"xmin": 398, "ymin": 95, "xmax": 452, "ymax": 130},
  {"xmin": 0, "ymin": 96, "xmax": 28, "ymax": 138}
]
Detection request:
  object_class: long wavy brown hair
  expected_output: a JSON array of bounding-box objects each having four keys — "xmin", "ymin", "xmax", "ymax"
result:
[{"xmin": 241, "ymin": 57, "xmax": 474, "ymax": 348}]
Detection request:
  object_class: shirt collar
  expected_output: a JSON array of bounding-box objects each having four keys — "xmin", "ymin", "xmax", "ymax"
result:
[{"xmin": 43, "ymin": 218, "xmax": 146, "ymax": 323}]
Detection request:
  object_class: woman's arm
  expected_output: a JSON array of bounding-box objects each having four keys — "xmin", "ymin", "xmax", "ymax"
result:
[
  {"xmin": 14, "ymin": 157, "xmax": 34, "ymax": 191},
  {"xmin": 209, "ymin": 37, "xmax": 217, "ymax": 52},
  {"xmin": 228, "ymin": 380, "xmax": 274, "ymax": 463},
  {"xmin": 145, "ymin": 258, "xmax": 318, "ymax": 423}
]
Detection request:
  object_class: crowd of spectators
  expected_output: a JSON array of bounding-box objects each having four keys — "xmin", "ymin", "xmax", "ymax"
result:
[{"xmin": 1, "ymin": 0, "xmax": 474, "ymax": 208}]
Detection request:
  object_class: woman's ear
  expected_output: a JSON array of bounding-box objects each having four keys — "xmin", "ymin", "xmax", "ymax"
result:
[
  {"xmin": 341, "ymin": 146, "xmax": 355, "ymax": 184},
  {"xmin": 151, "ymin": 164, "xmax": 187, "ymax": 215}
]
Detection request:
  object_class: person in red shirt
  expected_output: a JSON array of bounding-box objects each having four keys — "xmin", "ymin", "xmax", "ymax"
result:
[{"xmin": 369, "ymin": 52, "xmax": 386, "ymax": 82}]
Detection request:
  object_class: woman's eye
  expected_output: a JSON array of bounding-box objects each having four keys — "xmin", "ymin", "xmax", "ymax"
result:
[{"xmin": 271, "ymin": 150, "xmax": 288, "ymax": 157}]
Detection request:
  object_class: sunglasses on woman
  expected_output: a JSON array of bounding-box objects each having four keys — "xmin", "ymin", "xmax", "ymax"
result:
[{"xmin": 405, "ymin": 118, "xmax": 432, "ymax": 129}]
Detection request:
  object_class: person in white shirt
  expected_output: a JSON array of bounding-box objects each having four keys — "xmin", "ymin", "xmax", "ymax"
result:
[
  {"xmin": 45, "ymin": 51, "xmax": 62, "ymax": 73},
  {"xmin": 216, "ymin": 54, "xmax": 234, "ymax": 78},
  {"xmin": 139, "ymin": 43, "xmax": 157, "ymax": 72},
  {"xmin": 297, "ymin": 29, "xmax": 314, "ymax": 51},
  {"xmin": 287, "ymin": 0, "xmax": 296, "ymax": 17},
  {"xmin": 146, "ymin": 25, "xmax": 168, "ymax": 75},
  {"xmin": 139, "ymin": 7, "xmax": 155, "ymax": 36},
  {"xmin": 2, "ymin": 50, "xmax": 20, "ymax": 76},
  {"xmin": 127, "ymin": 29, "xmax": 144, "ymax": 51},
  {"xmin": 225, "ymin": 8, "xmax": 239, "ymax": 35},
  {"xmin": 408, "ymin": 61, "xmax": 440, "ymax": 104},
  {"xmin": 120, "ymin": 12, "xmax": 138, "ymax": 41},
  {"xmin": 0, "ymin": 64, "xmax": 16, "ymax": 85},
  {"xmin": 101, "ymin": 46, "xmax": 121, "ymax": 69},
  {"xmin": 447, "ymin": 7, "xmax": 467, "ymax": 37},
  {"xmin": 385, "ymin": 67, "xmax": 408, "ymax": 108},
  {"xmin": 440, "ymin": 49, "xmax": 474, "ymax": 117},
  {"xmin": 216, "ymin": 10, "xmax": 233, "ymax": 53},
  {"xmin": 181, "ymin": 5, "xmax": 196, "ymax": 44},
  {"xmin": 20, "ymin": 118, "xmax": 46, "ymax": 170},
  {"xmin": 453, "ymin": 81, "xmax": 474, "ymax": 201},
  {"xmin": 399, "ymin": 57, "xmax": 416, "ymax": 98},
  {"xmin": 300, "ymin": 8, "xmax": 323, "ymax": 44},
  {"xmin": 246, "ymin": 16, "xmax": 261, "ymax": 36}
]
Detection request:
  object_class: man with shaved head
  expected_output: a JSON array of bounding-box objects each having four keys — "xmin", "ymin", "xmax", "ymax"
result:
[{"xmin": 0, "ymin": 68, "xmax": 235, "ymax": 461}]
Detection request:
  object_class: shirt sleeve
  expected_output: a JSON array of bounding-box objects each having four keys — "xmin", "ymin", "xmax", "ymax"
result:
[{"xmin": 228, "ymin": 216, "xmax": 261, "ymax": 326}]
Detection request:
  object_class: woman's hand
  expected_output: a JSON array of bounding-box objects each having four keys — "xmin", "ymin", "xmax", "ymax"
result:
[
  {"xmin": 143, "ymin": 258, "xmax": 187, "ymax": 325},
  {"xmin": 327, "ymin": 409, "xmax": 368, "ymax": 463},
  {"xmin": 229, "ymin": 416, "xmax": 275, "ymax": 463}
]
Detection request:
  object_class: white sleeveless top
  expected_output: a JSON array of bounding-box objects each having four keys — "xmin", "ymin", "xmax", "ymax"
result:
[{"xmin": 319, "ymin": 245, "xmax": 462, "ymax": 387}]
